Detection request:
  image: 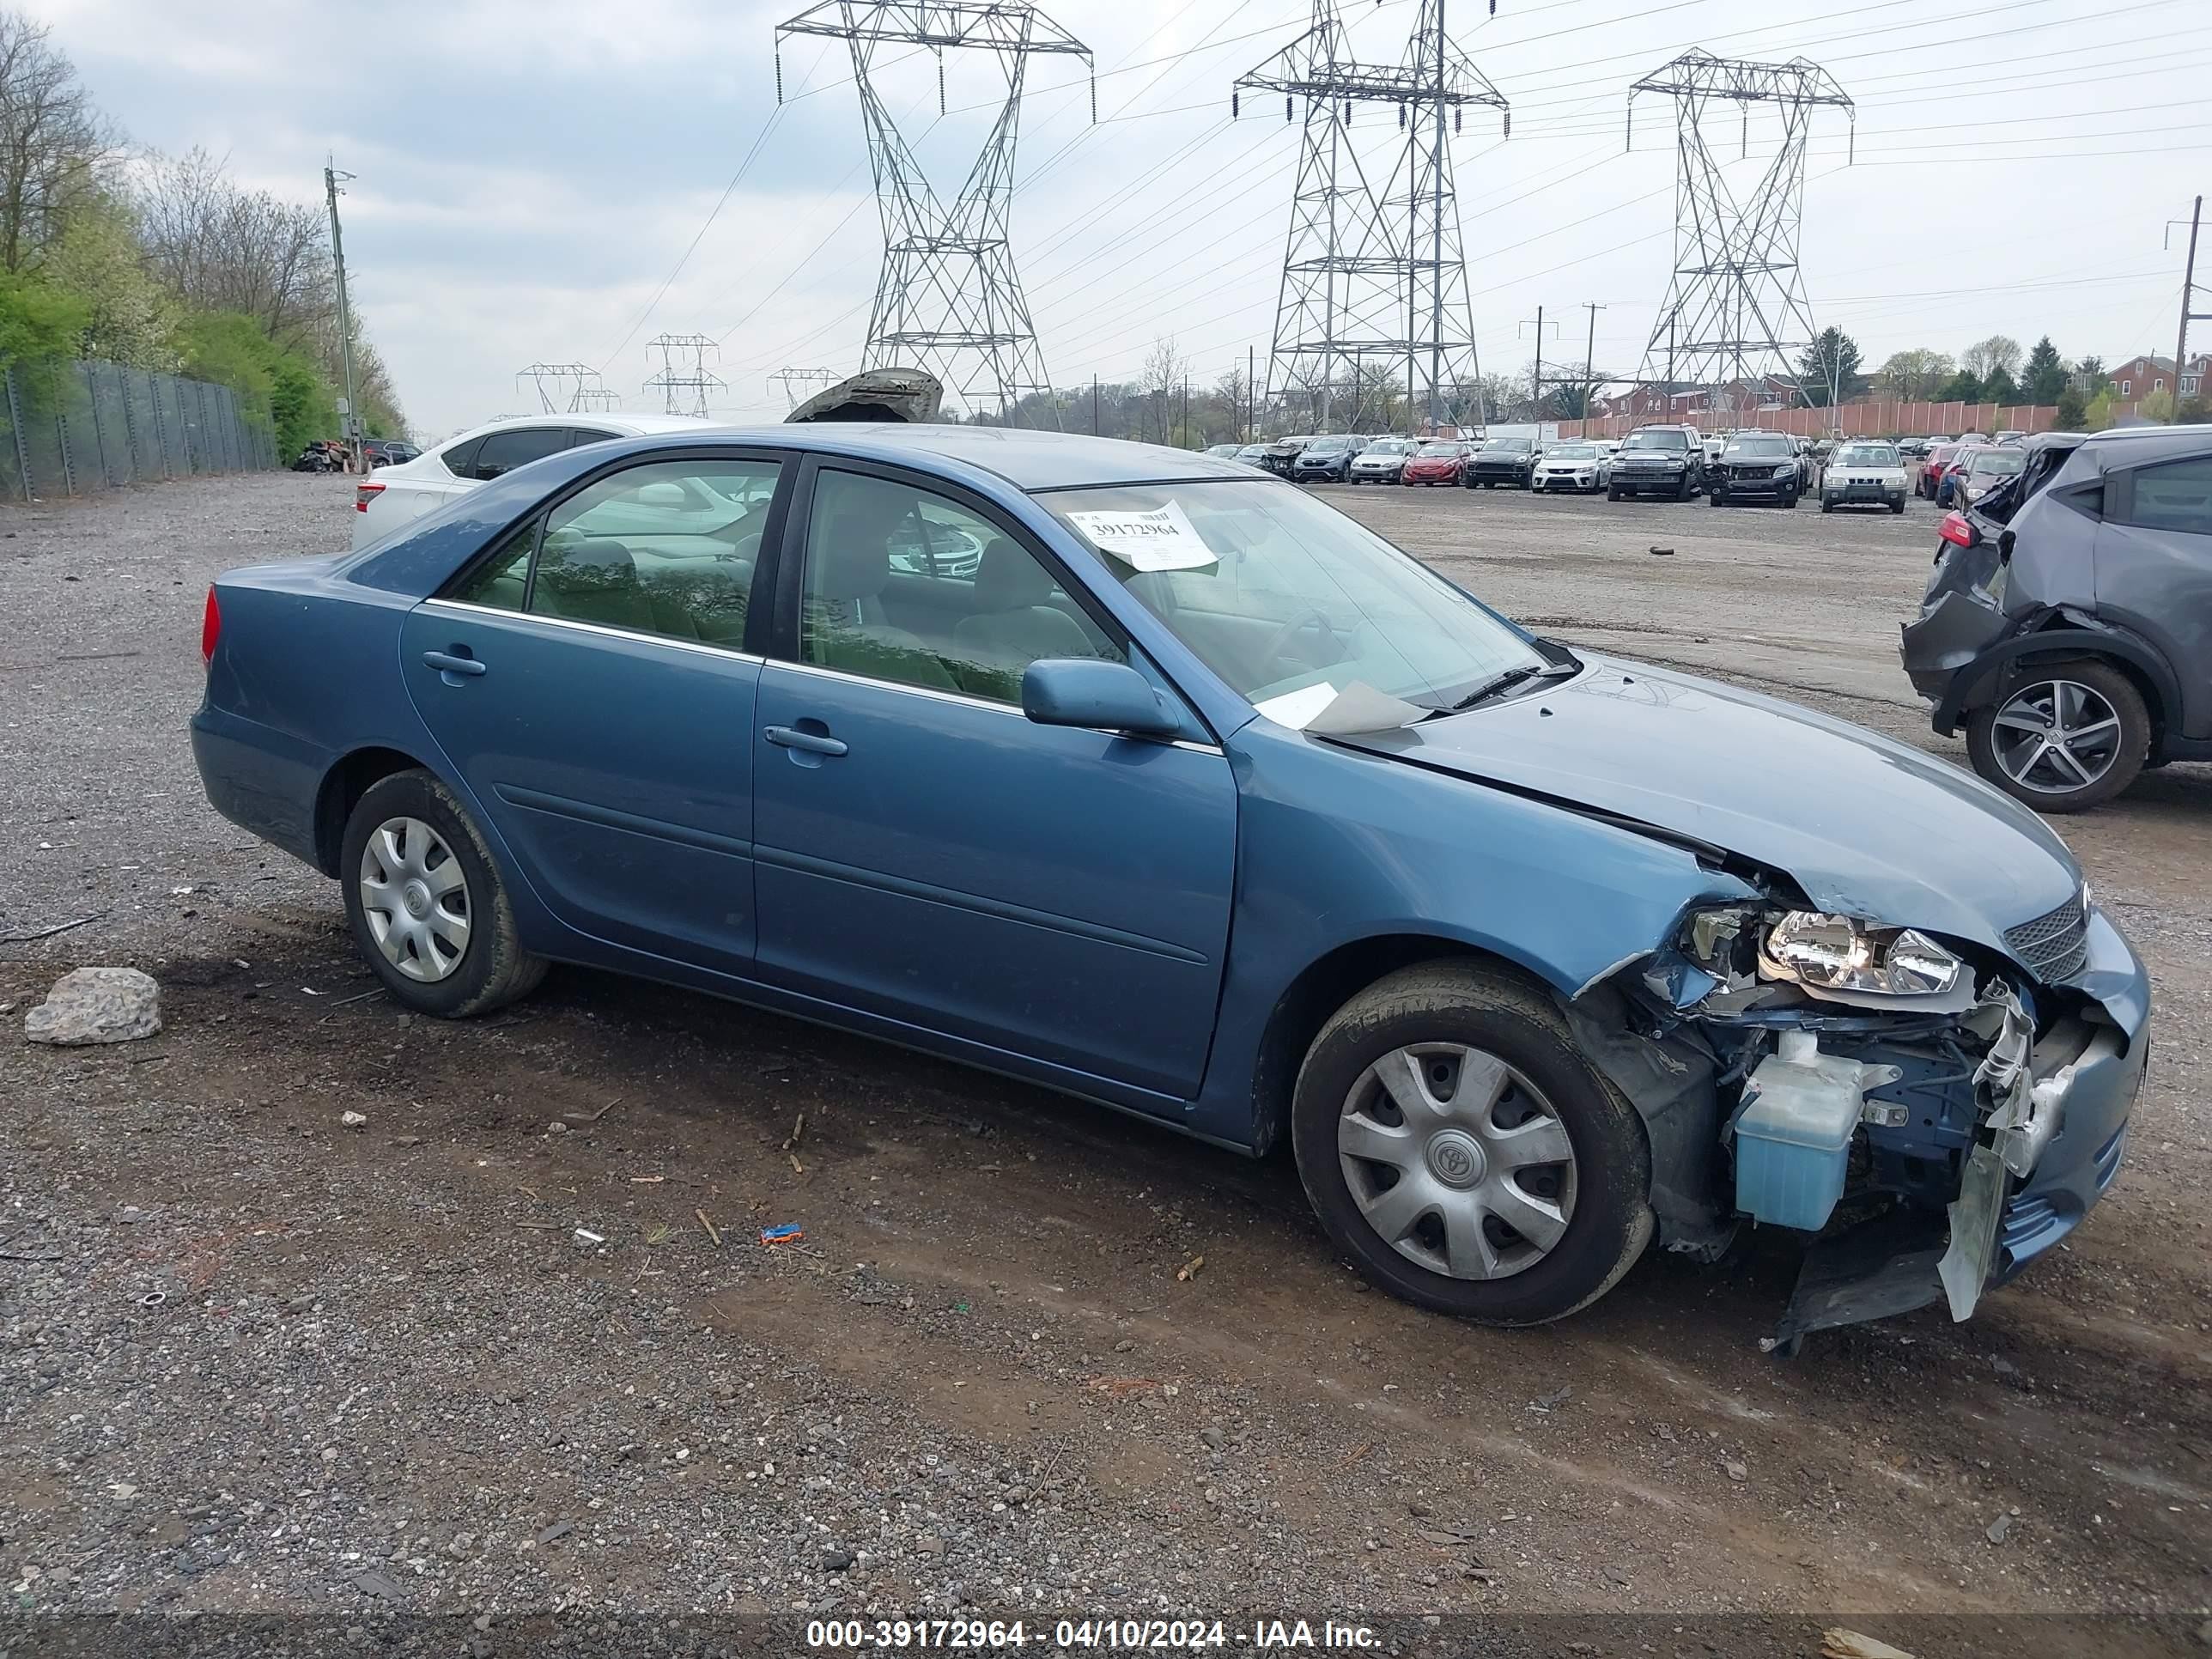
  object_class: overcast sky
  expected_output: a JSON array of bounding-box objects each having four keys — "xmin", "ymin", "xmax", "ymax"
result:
[{"xmin": 43, "ymin": 0, "xmax": 2212, "ymax": 435}]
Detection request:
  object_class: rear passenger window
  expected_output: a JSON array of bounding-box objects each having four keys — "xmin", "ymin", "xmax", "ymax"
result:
[
  {"xmin": 440, "ymin": 436, "xmax": 485, "ymax": 479},
  {"xmin": 471, "ymin": 427, "xmax": 570, "ymax": 479},
  {"xmin": 448, "ymin": 522, "xmax": 535, "ymax": 611},
  {"xmin": 800, "ymin": 468, "xmax": 1121, "ymax": 702},
  {"xmin": 523, "ymin": 458, "xmax": 781, "ymax": 648},
  {"xmin": 2123, "ymin": 456, "xmax": 2212, "ymax": 535}
]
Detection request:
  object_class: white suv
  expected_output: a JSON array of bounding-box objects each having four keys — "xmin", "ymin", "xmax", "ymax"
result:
[{"xmin": 350, "ymin": 413, "xmax": 728, "ymax": 550}]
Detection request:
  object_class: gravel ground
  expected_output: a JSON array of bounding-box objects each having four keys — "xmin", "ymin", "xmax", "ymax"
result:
[{"xmin": 0, "ymin": 474, "xmax": 2207, "ymax": 1652}]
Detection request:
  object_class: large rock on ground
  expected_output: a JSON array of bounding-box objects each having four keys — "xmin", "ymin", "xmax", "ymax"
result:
[{"xmin": 23, "ymin": 967, "xmax": 162, "ymax": 1046}]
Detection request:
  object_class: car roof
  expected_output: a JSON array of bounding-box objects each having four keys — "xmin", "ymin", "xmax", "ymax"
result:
[
  {"xmin": 532, "ymin": 422, "xmax": 1249, "ymax": 490},
  {"xmin": 432, "ymin": 410, "xmax": 732, "ymax": 453}
]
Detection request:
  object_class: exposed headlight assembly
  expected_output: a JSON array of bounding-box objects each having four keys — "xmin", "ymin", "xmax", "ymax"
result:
[{"xmin": 1758, "ymin": 911, "xmax": 1965, "ymax": 1000}]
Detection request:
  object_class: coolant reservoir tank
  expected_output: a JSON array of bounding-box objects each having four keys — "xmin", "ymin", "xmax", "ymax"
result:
[{"xmin": 1733, "ymin": 1031, "xmax": 1890, "ymax": 1231}]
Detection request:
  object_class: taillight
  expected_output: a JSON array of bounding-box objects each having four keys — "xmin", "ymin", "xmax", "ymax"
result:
[
  {"xmin": 355, "ymin": 481, "xmax": 385, "ymax": 513},
  {"xmin": 1937, "ymin": 511, "xmax": 1976, "ymax": 549},
  {"xmin": 200, "ymin": 586, "xmax": 222, "ymax": 666}
]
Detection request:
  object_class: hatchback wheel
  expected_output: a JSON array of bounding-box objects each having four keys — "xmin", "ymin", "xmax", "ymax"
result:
[
  {"xmin": 1966, "ymin": 659, "xmax": 2149, "ymax": 813},
  {"xmin": 341, "ymin": 769, "xmax": 548, "ymax": 1015},
  {"xmin": 1291, "ymin": 962, "xmax": 1653, "ymax": 1326}
]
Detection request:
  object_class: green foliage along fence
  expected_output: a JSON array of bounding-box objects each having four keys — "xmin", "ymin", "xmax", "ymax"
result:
[{"xmin": 0, "ymin": 356, "xmax": 277, "ymax": 502}]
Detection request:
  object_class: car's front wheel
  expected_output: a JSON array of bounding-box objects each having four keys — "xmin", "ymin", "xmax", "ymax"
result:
[
  {"xmin": 1291, "ymin": 962, "xmax": 1654, "ymax": 1326},
  {"xmin": 1964, "ymin": 658, "xmax": 2151, "ymax": 813},
  {"xmin": 341, "ymin": 768, "xmax": 548, "ymax": 1016}
]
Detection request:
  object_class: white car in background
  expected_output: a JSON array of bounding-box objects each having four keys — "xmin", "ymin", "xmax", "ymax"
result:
[
  {"xmin": 1818, "ymin": 440, "xmax": 1910, "ymax": 514},
  {"xmin": 351, "ymin": 412, "xmax": 726, "ymax": 550},
  {"xmin": 1347, "ymin": 437, "xmax": 1419, "ymax": 483},
  {"xmin": 1530, "ymin": 440, "xmax": 1612, "ymax": 495}
]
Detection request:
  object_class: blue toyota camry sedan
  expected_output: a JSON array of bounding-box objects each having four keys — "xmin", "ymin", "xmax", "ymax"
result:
[{"xmin": 192, "ymin": 427, "xmax": 2148, "ymax": 1338}]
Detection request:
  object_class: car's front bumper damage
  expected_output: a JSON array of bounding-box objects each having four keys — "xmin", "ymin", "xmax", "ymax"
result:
[{"xmin": 1565, "ymin": 889, "xmax": 2148, "ymax": 1346}]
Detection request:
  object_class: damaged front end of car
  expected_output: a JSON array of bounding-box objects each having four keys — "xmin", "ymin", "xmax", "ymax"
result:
[{"xmin": 1565, "ymin": 879, "xmax": 2148, "ymax": 1347}]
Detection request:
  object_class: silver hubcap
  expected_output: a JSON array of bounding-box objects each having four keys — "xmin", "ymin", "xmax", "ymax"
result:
[
  {"xmin": 1338, "ymin": 1043, "xmax": 1577, "ymax": 1281},
  {"xmin": 1991, "ymin": 679, "xmax": 2122, "ymax": 795},
  {"xmin": 358, "ymin": 817, "xmax": 471, "ymax": 982}
]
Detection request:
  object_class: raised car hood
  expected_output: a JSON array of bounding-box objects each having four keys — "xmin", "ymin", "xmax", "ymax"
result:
[{"xmin": 1339, "ymin": 656, "xmax": 2081, "ymax": 953}]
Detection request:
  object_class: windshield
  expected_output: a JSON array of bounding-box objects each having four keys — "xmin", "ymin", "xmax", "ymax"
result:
[
  {"xmin": 1838, "ymin": 444, "xmax": 1898, "ymax": 466},
  {"xmin": 1304, "ymin": 438, "xmax": 1351, "ymax": 453},
  {"xmin": 1415, "ymin": 442, "xmax": 1462, "ymax": 457},
  {"xmin": 1621, "ymin": 429, "xmax": 1688, "ymax": 451},
  {"xmin": 1039, "ymin": 480, "xmax": 1543, "ymax": 713},
  {"xmin": 1547, "ymin": 443, "xmax": 1596, "ymax": 459},
  {"xmin": 1966, "ymin": 449, "xmax": 2024, "ymax": 476},
  {"xmin": 1486, "ymin": 439, "xmax": 1532, "ymax": 453},
  {"xmin": 1364, "ymin": 440, "xmax": 1415, "ymax": 455},
  {"xmin": 1726, "ymin": 436, "xmax": 1792, "ymax": 459}
]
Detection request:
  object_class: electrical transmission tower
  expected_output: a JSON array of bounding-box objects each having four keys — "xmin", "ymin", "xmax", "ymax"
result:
[
  {"xmin": 516, "ymin": 362, "xmax": 601, "ymax": 413},
  {"xmin": 644, "ymin": 333, "xmax": 727, "ymax": 418},
  {"xmin": 1627, "ymin": 52, "xmax": 1852, "ymax": 420},
  {"xmin": 775, "ymin": 0, "xmax": 1092, "ymax": 425},
  {"xmin": 1237, "ymin": 0, "xmax": 1506, "ymax": 434},
  {"xmin": 769, "ymin": 368, "xmax": 842, "ymax": 410},
  {"xmin": 574, "ymin": 382, "xmax": 623, "ymax": 413}
]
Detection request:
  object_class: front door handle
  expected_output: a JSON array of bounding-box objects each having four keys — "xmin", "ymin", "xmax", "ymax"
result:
[
  {"xmin": 763, "ymin": 725, "xmax": 848, "ymax": 757},
  {"xmin": 422, "ymin": 649, "xmax": 487, "ymax": 678}
]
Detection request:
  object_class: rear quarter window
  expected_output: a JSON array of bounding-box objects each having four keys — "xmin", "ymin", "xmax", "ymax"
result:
[
  {"xmin": 2121, "ymin": 454, "xmax": 2212, "ymax": 535},
  {"xmin": 440, "ymin": 437, "xmax": 485, "ymax": 478}
]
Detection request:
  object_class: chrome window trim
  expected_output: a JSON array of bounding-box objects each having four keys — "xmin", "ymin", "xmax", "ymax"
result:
[
  {"xmin": 769, "ymin": 659, "xmax": 1225, "ymax": 754},
  {"xmin": 419, "ymin": 597, "xmax": 764, "ymax": 665}
]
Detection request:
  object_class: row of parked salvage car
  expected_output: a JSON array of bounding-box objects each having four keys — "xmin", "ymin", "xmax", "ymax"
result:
[{"xmin": 1214, "ymin": 427, "xmax": 1916, "ymax": 513}]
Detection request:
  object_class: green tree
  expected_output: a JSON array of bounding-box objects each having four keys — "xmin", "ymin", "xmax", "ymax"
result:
[
  {"xmin": 2141, "ymin": 387, "xmax": 2175, "ymax": 422},
  {"xmin": 1984, "ymin": 366, "xmax": 2021, "ymax": 405},
  {"xmin": 2083, "ymin": 389, "xmax": 2116, "ymax": 431},
  {"xmin": 2054, "ymin": 385, "xmax": 2087, "ymax": 429},
  {"xmin": 2022, "ymin": 336, "xmax": 2067, "ymax": 403},
  {"xmin": 2074, "ymin": 356, "xmax": 2108, "ymax": 393},
  {"xmin": 1797, "ymin": 326, "xmax": 1864, "ymax": 406},
  {"xmin": 172, "ymin": 307, "xmax": 336, "ymax": 456},
  {"xmin": 0, "ymin": 264, "xmax": 86, "ymax": 363},
  {"xmin": 1938, "ymin": 369, "xmax": 1983, "ymax": 404},
  {"xmin": 40, "ymin": 198, "xmax": 175, "ymax": 367}
]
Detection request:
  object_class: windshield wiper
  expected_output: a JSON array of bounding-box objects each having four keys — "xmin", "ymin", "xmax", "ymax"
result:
[{"xmin": 1434, "ymin": 660, "xmax": 1575, "ymax": 715}]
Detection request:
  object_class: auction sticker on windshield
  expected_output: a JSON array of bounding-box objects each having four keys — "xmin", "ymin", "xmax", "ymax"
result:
[{"xmin": 1062, "ymin": 501, "xmax": 1218, "ymax": 572}]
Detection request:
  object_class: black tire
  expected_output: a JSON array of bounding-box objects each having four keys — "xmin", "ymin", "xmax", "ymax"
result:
[
  {"xmin": 1964, "ymin": 657, "xmax": 2151, "ymax": 814},
  {"xmin": 340, "ymin": 768, "xmax": 548, "ymax": 1017},
  {"xmin": 1779, "ymin": 488, "xmax": 1798, "ymax": 509},
  {"xmin": 1707, "ymin": 489, "xmax": 1727, "ymax": 507},
  {"xmin": 1889, "ymin": 495, "xmax": 1905, "ymax": 515},
  {"xmin": 1677, "ymin": 471, "xmax": 1695, "ymax": 501},
  {"xmin": 1607, "ymin": 485, "xmax": 1622, "ymax": 502},
  {"xmin": 1291, "ymin": 961, "xmax": 1655, "ymax": 1327}
]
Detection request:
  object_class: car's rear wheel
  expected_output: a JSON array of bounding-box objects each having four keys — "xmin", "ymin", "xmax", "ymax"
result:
[
  {"xmin": 1291, "ymin": 962, "xmax": 1654, "ymax": 1326},
  {"xmin": 1965, "ymin": 658, "xmax": 2150, "ymax": 814},
  {"xmin": 341, "ymin": 769, "xmax": 547, "ymax": 1016}
]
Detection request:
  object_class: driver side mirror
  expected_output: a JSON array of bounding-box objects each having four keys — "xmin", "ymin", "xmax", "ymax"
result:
[{"xmin": 1021, "ymin": 659, "xmax": 1181, "ymax": 738}]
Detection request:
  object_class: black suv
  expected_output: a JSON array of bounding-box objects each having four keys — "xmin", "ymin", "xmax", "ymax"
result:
[
  {"xmin": 1464, "ymin": 436, "xmax": 1538, "ymax": 488},
  {"xmin": 1607, "ymin": 423, "xmax": 1705, "ymax": 500},
  {"xmin": 1708, "ymin": 431, "xmax": 1802, "ymax": 508},
  {"xmin": 1900, "ymin": 424, "xmax": 2212, "ymax": 811}
]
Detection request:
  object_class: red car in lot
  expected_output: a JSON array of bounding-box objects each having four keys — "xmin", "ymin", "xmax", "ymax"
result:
[{"xmin": 1401, "ymin": 441, "xmax": 1473, "ymax": 485}]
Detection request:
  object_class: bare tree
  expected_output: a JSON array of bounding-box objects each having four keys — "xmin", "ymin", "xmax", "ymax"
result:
[
  {"xmin": 135, "ymin": 148, "xmax": 333, "ymax": 344},
  {"xmin": 1960, "ymin": 335, "xmax": 2023, "ymax": 384},
  {"xmin": 1876, "ymin": 348, "xmax": 1954, "ymax": 402},
  {"xmin": 1140, "ymin": 336, "xmax": 1185, "ymax": 446},
  {"xmin": 0, "ymin": 9, "xmax": 120, "ymax": 273}
]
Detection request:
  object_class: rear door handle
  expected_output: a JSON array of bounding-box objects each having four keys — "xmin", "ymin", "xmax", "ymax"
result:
[
  {"xmin": 422, "ymin": 650, "xmax": 487, "ymax": 678},
  {"xmin": 763, "ymin": 725, "xmax": 848, "ymax": 757}
]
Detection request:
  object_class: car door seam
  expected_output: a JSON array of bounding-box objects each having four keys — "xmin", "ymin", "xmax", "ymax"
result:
[{"xmin": 495, "ymin": 785, "xmax": 756, "ymax": 859}]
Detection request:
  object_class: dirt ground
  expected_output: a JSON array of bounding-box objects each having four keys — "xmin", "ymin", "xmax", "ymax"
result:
[{"xmin": 0, "ymin": 473, "xmax": 2206, "ymax": 1647}]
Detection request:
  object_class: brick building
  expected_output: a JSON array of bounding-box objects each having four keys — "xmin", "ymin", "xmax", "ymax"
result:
[{"xmin": 2106, "ymin": 353, "xmax": 2212, "ymax": 401}]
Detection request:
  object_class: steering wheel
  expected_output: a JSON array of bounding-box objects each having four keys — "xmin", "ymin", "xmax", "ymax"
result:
[{"xmin": 1259, "ymin": 608, "xmax": 1344, "ymax": 676}]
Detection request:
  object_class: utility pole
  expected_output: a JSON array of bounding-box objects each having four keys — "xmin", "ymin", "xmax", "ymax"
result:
[
  {"xmin": 1580, "ymin": 301, "xmax": 1606, "ymax": 428},
  {"xmin": 323, "ymin": 158, "xmax": 362, "ymax": 474},
  {"xmin": 1182, "ymin": 374, "xmax": 1189, "ymax": 447},
  {"xmin": 1521, "ymin": 307, "xmax": 1559, "ymax": 422},
  {"xmin": 1092, "ymin": 374, "xmax": 1099, "ymax": 436},
  {"xmin": 2166, "ymin": 195, "xmax": 2205, "ymax": 425},
  {"xmin": 1248, "ymin": 345, "xmax": 1256, "ymax": 441}
]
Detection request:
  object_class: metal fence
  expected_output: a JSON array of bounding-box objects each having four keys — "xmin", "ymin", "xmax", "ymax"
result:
[{"xmin": 0, "ymin": 358, "xmax": 278, "ymax": 501}]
